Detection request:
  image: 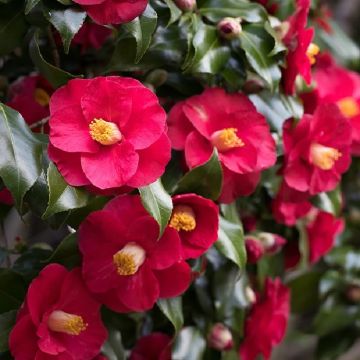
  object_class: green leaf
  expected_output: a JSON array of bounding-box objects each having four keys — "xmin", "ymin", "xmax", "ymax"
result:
[
  {"xmin": 46, "ymin": 233, "xmax": 80, "ymax": 268},
  {"xmin": 29, "ymin": 31, "xmax": 78, "ymax": 88},
  {"xmin": 199, "ymin": 0, "xmax": 267, "ymax": 23},
  {"xmin": 0, "ymin": 103, "xmax": 43, "ymax": 209},
  {"xmin": 164, "ymin": 0, "xmax": 182, "ymax": 25},
  {"xmin": 43, "ymin": 163, "xmax": 90, "ymax": 219},
  {"xmin": 173, "ymin": 327, "xmax": 206, "ymax": 359},
  {"xmin": 157, "ymin": 297, "xmax": 183, "ymax": 333},
  {"xmin": 215, "ymin": 203, "xmax": 246, "ymax": 270},
  {"xmin": 44, "ymin": 7, "xmax": 86, "ymax": 53},
  {"xmin": 0, "ymin": 310, "xmax": 16, "ymax": 352},
  {"xmin": 0, "ymin": 269, "xmax": 26, "ymax": 313},
  {"xmin": 122, "ymin": 4, "xmax": 157, "ymax": 63},
  {"xmin": 25, "ymin": 0, "xmax": 41, "ymax": 14},
  {"xmin": 175, "ymin": 149, "xmax": 223, "ymax": 200},
  {"xmin": 139, "ymin": 179, "xmax": 173, "ymax": 238},
  {"xmin": 240, "ymin": 24, "xmax": 281, "ymax": 91},
  {"xmin": 102, "ymin": 329, "xmax": 126, "ymax": 360},
  {"xmin": 0, "ymin": 1, "xmax": 27, "ymax": 55}
]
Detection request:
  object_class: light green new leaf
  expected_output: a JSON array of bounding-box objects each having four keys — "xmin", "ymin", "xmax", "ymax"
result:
[
  {"xmin": 157, "ymin": 297, "xmax": 183, "ymax": 333},
  {"xmin": 164, "ymin": 0, "xmax": 182, "ymax": 25}
]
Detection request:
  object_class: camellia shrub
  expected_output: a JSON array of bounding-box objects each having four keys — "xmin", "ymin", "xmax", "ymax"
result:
[{"xmin": 0, "ymin": 0, "xmax": 360, "ymax": 359}]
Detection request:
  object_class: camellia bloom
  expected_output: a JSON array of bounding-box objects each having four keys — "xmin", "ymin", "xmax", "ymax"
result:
[
  {"xmin": 167, "ymin": 88, "xmax": 276, "ymax": 203},
  {"xmin": 79, "ymin": 195, "xmax": 191, "ymax": 313},
  {"xmin": 282, "ymin": 0, "xmax": 318, "ymax": 94},
  {"xmin": 245, "ymin": 236, "xmax": 265, "ymax": 264},
  {"xmin": 282, "ymin": 104, "xmax": 352, "ymax": 195},
  {"xmin": 169, "ymin": 193, "xmax": 219, "ymax": 259},
  {"xmin": 9, "ymin": 264, "xmax": 107, "ymax": 360},
  {"xmin": 7, "ymin": 75, "xmax": 53, "ymax": 130},
  {"xmin": 129, "ymin": 332, "xmax": 172, "ymax": 360},
  {"xmin": 48, "ymin": 76, "xmax": 170, "ymax": 190},
  {"xmin": 253, "ymin": 0, "xmax": 278, "ymax": 15},
  {"xmin": 73, "ymin": 22, "xmax": 112, "ymax": 52},
  {"xmin": 73, "ymin": 0, "xmax": 148, "ymax": 25},
  {"xmin": 239, "ymin": 278, "xmax": 290, "ymax": 360}
]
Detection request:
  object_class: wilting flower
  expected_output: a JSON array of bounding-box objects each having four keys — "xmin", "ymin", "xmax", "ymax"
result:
[
  {"xmin": 73, "ymin": 0, "xmax": 148, "ymax": 25},
  {"xmin": 130, "ymin": 332, "xmax": 172, "ymax": 360},
  {"xmin": 167, "ymin": 88, "xmax": 276, "ymax": 203},
  {"xmin": 208, "ymin": 323, "xmax": 234, "ymax": 351},
  {"xmin": 48, "ymin": 77, "xmax": 170, "ymax": 190},
  {"xmin": 79, "ymin": 195, "xmax": 191, "ymax": 312},
  {"xmin": 9, "ymin": 264, "xmax": 107, "ymax": 360},
  {"xmin": 239, "ymin": 278, "xmax": 290, "ymax": 360},
  {"xmin": 282, "ymin": 0, "xmax": 318, "ymax": 94},
  {"xmin": 73, "ymin": 22, "xmax": 112, "ymax": 51},
  {"xmin": 7, "ymin": 75, "xmax": 53, "ymax": 130},
  {"xmin": 282, "ymin": 104, "xmax": 352, "ymax": 195},
  {"xmin": 169, "ymin": 194, "xmax": 219, "ymax": 259}
]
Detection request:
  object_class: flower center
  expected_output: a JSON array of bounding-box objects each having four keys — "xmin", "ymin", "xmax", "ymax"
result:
[
  {"xmin": 337, "ymin": 97, "xmax": 360, "ymax": 118},
  {"xmin": 169, "ymin": 205, "xmax": 196, "ymax": 232},
  {"xmin": 89, "ymin": 118, "xmax": 122, "ymax": 145},
  {"xmin": 34, "ymin": 88, "xmax": 50, "ymax": 107},
  {"xmin": 310, "ymin": 143, "xmax": 342, "ymax": 170},
  {"xmin": 47, "ymin": 310, "xmax": 87, "ymax": 336},
  {"xmin": 113, "ymin": 243, "xmax": 146, "ymax": 276},
  {"xmin": 211, "ymin": 128, "xmax": 245, "ymax": 152},
  {"xmin": 306, "ymin": 43, "xmax": 320, "ymax": 65}
]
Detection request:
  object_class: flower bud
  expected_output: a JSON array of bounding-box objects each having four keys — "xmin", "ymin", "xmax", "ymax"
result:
[
  {"xmin": 243, "ymin": 75, "xmax": 265, "ymax": 94},
  {"xmin": 208, "ymin": 323, "xmax": 233, "ymax": 351},
  {"xmin": 245, "ymin": 286, "xmax": 256, "ymax": 304},
  {"xmin": 217, "ymin": 17, "xmax": 242, "ymax": 40},
  {"xmin": 346, "ymin": 285, "xmax": 360, "ymax": 303},
  {"xmin": 174, "ymin": 0, "xmax": 196, "ymax": 11},
  {"xmin": 245, "ymin": 236, "xmax": 265, "ymax": 263}
]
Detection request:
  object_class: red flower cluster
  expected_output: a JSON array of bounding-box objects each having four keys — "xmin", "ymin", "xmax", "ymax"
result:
[
  {"xmin": 168, "ymin": 88, "xmax": 276, "ymax": 203},
  {"xmin": 73, "ymin": 0, "xmax": 148, "ymax": 25},
  {"xmin": 9, "ymin": 264, "xmax": 107, "ymax": 360},
  {"xmin": 48, "ymin": 76, "xmax": 170, "ymax": 191},
  {"xmin": 239, "ymin": 278, "xmax": 290, "ymax": 360},
  {"xmin": 73, "ymin": 22, "xmax": 112, "ymax": 52}
]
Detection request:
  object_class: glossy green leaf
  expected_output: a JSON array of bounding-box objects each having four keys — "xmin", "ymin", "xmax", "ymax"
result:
[
  {"xmin": 43, "ymin": 163, "xmax": 90, "ymax": 219},
  {"xmin": 44, "ymin": 7, "xmax": 86, "ymax": 53},
  {"xmin": 46, "ymin": 233, "xmax": 80, "ymax": 268},
  {"xmin": 29, "ymin": 32, "xmax": 78, "ymax": 88},
  {"xmin": 0, "ymin": 310, "xmax": 16, "ymax": 352},
  {"xmin": 122, "ymin": 4, "xmax": 157, "ymax": 63},
  {"xmin": 175, "ymin": 149, "xmax": 223, "ymax": 200},
  {"xmin": 0, "ymin": 103, "xmax": 43, "ymax": 209},
  {"xmin": 100, "ymin": 329, "xmax": 126, "ymax": 360},
  {"xmin": 25, "ymin": 0, "xmax": 41, "ymax": 14},
  {"xmin": 157, "ymin": 297, "xmax": 183, "ymax": 333},
  {"xmin": 139, "ymin": 179, "xmax": 173, "ymax": 237},
  {"xmin": 164, "ymin": 0, "xmax": 182, "ymax": 25},
  {"xmin": 0, "ymin": 269, "xmax": 26, "ymax": 313},
  {"xmin": 173, "ymin": 327, "xmax": 206, "ymax": 359}
]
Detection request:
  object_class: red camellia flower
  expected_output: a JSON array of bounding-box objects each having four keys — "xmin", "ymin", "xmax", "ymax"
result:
[
  {"xmin": 73, "ymin": 0, "xmax": 148, "ymax": 25},
  {"xmin": 167, "ymin": 88, "xmax": 276, "ymax": 203},
  {"xmin": 129, "ymin": 332, "xmax": 172, "ymax": 360},
  {"xmin": 169, "ymin": 194, "xmax": 219, "ymax": 259},
  {"xmin": 79, "ymin": 195, "xmax": 191, "ymax": 313},
  {"xmin": 253, "ymin": 0, "xmax": 278, "ymax": 15},
  {"xmin": 73, "ymin": 22, "xmax": 112, "ymax": 52},
  {"xmin": 239, "ymin": 278, "xmax": 290, "ymax": 360},
  {"xmin": 282, "ymin": 104, "xmax": 352, "ymax": 195},
  {"xmin": 303, "ymin": 54, "xmax": 360, "ymax": 155},
  {"xmin": 48, "ymin": 76, "xmax": 170, "ymax": 190},
  {"xmin": 9, "ymin": 264, "xmax": 107, "ymax": 360},
  {"xmin": 7, "ymin": 75, "xmax": 53, "ymax": 130},
  {"xmin": 306, "ymin": 209, "xmax": 344, "ymax": 263},
  {"xmin": 282, "ymin": 0, "xmax": 318, "ymax": 94},
  {"xmin": 0, "ymin": 188, "xmax": 13, "ymax": 206}
]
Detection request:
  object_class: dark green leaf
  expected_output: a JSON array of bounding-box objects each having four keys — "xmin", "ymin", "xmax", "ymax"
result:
[
  {"xmin": 139, "ymin": 179, "xmax": 173, "ymax": 237},
  {"xmin": 46, "ymin": 233, "xmax": 80, "ymax": 268},
  {"xmin": 175, "ymin": 149, "xmax": 223, "ymax": 200},
  {"xmin": 173, "ymin": 327, "xmax": 206, "ymax": 359},
  {"xmin": 157, "ymin": 297, "xmax": 183, "ymax": 333},
  {"xmin": 0, "ymin": 310, "xmax": 16, "ymax": 352},
  {"xmin": 0, "ymin": 104, "xmax": 43, "ymax": 209},
  {"xmin": 43, "ymin": 163, "xmax": 90, "ymax": 219},
  {"xmin": 0, "ymin": 269, "xmax": 26, "ymax": 313},
  {"xmin": 25, "ymin": 0, "xmax": 41, "ymax": 14}
]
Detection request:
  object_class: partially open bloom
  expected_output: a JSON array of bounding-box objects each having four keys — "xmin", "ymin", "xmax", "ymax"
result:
[
  {"xmin": 208, "ymin": 323, "xmax": 233, "ymax": 351},
  {"xmin": 282, "ymin": 0, "xmax": 316, "ymax": 94},
  {"xmin": 79, "ymin": 195, "xmax": 191, "ymax": 312},
  {"xmin": 73, "ymin": 0, "xmax": 148, "ymax": 25},
  {"xmin": 170, "ymin": 194, "xmax": 219, "ymax": 259},
  {"xmin": 167, "ymin": 88, "xmax": 276, "ymax": 203},
  {"xmin": 239, "ymin": 278, "xmax": 290, "ymax": 360},
  {"xmin": 7, "ymin": 75, "xmax": 53, "ymax": 130},
  {"xmin": 9, "ymin": 264, "xmax": 107, "ymax": 360},
  {"xmin": 129, "ymin": 332, "xmax": 172, "ymax": 360},
  {"xmin": 282, "ymin": 104, "xmax": 352, "ymax": 195},
  {"xmin": 73, "ymin": 22, "xmax": 112, "ymax": 52},
  {"xmin": 48, "ymin": 76, "xmax": 170, "ymax": 190},
  {"xmin": 245, "ymin": 236, "xmax": 265, "ymax": 264}
]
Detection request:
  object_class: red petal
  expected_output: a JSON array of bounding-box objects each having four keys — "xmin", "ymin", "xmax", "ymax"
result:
[{"xmin": 184, "ymin": 130, "xmax": 213, "ymax": 169}]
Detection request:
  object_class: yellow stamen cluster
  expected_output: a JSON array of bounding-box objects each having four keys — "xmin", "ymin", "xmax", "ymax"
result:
[
  {"xmin": 89, "ymin": 118, "xmax": 122, "ymax": 145},
  {"xmin": 337, "ymin": 97, "xmax": 360, "ymax": 118},
  {"xmin": 113, "ymin": 243, "xmax": 145, "ymax": 276},
  {"xmin": 169, "ymin": 205, "xmax": 196, "ymax": 232},
  {"xmin": 211, "ymin": 128, "xmax": 245, "ymax": 152},
  {"xmin": 306, "ymin": 43, "xmax": 320, "ymax": 65},
  {"xmin": 310, "ymin": 143, "xmax": 342, "ymax": 170},
  {"xmin": 47, "ymin": 310, "xmax": 87, "ymax": 336},
  {"xmin": 34, "ymin": 88, "xmax": 50, "ymax": 107}
]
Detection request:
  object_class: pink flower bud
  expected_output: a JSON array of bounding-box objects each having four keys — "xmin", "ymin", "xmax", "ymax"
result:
[
  {"xmin": 346, "ymin": 285, "xmax": 360, "ymax": 302},
  {"xmin": 245, "ymin": 236, "xmax": 265, "ymax": 263},
  {"xmin": 208, "ymin": 323, "xmax": 233, "ymax": 351},
  {"xmin": 174, "ymin": 0, "xmax": 196, "ymax": 11},
  {"xmin": 217, "ymin": 17, "xmax": 242, "ymax": 40}
]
